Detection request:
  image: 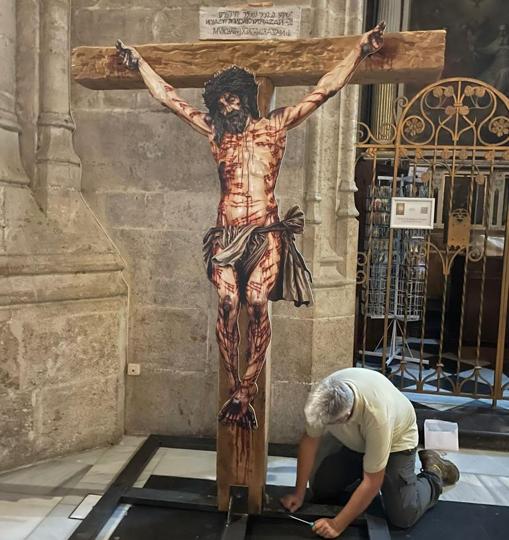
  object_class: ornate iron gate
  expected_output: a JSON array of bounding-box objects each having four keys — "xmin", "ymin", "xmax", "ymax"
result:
[{"xmin": 356, "ymin": 78, "xmax": 509, "ymax": 403}]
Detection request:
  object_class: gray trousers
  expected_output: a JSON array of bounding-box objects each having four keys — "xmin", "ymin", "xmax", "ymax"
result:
[{"xmin": 309, "ymin": 434, "xmax": 442, "ymax": 529}]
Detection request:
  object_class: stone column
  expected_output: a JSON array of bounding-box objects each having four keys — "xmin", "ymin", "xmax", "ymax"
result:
[
  {"xmin": 35, "ymin": 0, "xmax": 81, "ymax": 215},
  {"xmin": 336, "ymin": 0, "xmax": 363, "ymax": 280},
  {"xmin": 302, "ymin": 0, "xmax": 344, "ymax": 284},
  {"xmin": 370, "ymin": 0, "xmax": 403, "ymax": 141},
  {"xmin": 0, "ymin": 0, "xmax": 29, "ymax": 185}
]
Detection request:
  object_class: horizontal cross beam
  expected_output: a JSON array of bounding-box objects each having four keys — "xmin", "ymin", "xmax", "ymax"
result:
[{"xmin": 72, "ymin": 30, "xmax": 445, "ymax": 90}]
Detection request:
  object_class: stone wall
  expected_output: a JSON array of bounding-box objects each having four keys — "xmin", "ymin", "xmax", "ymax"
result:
[
  {"xmin": 70, "ymin": 0, "xmax": 362, "ymax": 444},
  {"xmin": 0, "ymin": 0, "xmax": 127, "ymax": 471}
]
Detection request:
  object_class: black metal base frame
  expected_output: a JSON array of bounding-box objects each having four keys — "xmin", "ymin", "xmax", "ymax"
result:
[{"xmin": 69, "ymin": 434, "xmax": 390, "ymax": 540}]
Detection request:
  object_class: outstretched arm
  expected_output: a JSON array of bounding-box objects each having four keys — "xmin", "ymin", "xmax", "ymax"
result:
[
  {"xmin": 116, "ymin": 40, "xmax": 212, "ymax": 137},
  {"xmin": 313, "ymin": 469, "xmax": 385, "ymax": 539},
  {"xmin": 272, "ymin": 22, "xmax": 385, "ymax": 130},
  {"xmin": 280, "ymin": 433, "xmax": 321, "ymax": 512}
]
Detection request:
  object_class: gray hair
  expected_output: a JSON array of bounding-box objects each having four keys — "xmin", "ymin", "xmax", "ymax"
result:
[{"xmin": 304, "ymin": 373, "xmax": 354, "ymax": 430}]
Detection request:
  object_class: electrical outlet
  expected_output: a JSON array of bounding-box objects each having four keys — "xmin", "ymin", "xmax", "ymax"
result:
[{"xmin": 127, "ymin": 363, "xmax": 141, "ymax": 376}]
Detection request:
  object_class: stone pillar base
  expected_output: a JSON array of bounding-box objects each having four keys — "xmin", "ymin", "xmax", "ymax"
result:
[{"xmin": 0, "ymin": 129, "xmax": 29, "ymax": 185}]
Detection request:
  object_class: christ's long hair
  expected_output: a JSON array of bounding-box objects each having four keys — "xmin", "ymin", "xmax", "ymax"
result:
[{"xmin": 203, "ymin": 66, "xmax": 260, "ymax": 144}]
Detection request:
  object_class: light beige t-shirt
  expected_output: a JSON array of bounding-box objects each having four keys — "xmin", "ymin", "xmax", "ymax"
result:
[{"xmin": 306, "ymin": 368, "xmax": 418, "ymax": 473}]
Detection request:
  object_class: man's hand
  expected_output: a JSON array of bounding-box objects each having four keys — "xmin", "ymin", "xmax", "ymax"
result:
[
  {"xmin": 359, "ymin": 21, "xmax": 385, "ymax": 58},
  {"xmin": 116, "ymin": 39, "xmax": 140, "ymax": 70},
  {"xmin": 312, "ymin": 518, "xmax": 344, "ymax": 539},
  {"xmin": 280, "ymin": 491, "xmax": 305, "ymax": 513}
]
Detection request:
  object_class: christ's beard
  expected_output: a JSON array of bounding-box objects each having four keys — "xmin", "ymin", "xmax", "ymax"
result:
[{"xmin": 212, "ymin": 108, "xmax": 249, "ymax": 144}]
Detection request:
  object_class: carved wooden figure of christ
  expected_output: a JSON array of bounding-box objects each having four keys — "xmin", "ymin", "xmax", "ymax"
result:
[{"xmin": 117, "ymin": 22, "xmax": 385, "ymax": 430}]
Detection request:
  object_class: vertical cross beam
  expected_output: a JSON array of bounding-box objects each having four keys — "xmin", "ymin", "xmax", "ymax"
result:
[{"xmin": 216, "ymin": 78, "xmax": 275, "ymax": 515}]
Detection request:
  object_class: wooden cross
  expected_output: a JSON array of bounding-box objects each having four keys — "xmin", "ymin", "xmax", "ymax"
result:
[
  {"xmin": 72, "ymin": 31, "xmax": 444, "ymax": 90},
  {"xmin": 72, "ymin": 30, "xmax": 445, "ymax": 515}
]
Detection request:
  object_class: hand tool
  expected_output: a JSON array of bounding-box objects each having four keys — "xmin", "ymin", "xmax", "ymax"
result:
[{"xmin": 288, "ymin": 514, "xmax": 315, "ymax": 527}]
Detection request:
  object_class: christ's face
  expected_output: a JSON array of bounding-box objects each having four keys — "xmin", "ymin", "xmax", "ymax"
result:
[
  {"xmin": 211, "ymin": 92, "xmax": 250, "ymax": 141},
  {"xmin": 218, "ymin": 92, "xmax": 241, "ymax": 115}
]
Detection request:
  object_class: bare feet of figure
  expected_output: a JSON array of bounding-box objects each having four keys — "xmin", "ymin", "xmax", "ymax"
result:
[
  {"xmin": 360, "ymin": 21, "xmax": 385, "ymax": 58},
  {"xmin": 218, "ymin": 383, "xmax": 258, "ymax": 429}
]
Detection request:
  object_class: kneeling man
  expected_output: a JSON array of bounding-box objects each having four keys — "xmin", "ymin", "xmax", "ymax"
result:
[{"xmin": 281, "ymin": 368, "xmax": 460, "ymax": 538}]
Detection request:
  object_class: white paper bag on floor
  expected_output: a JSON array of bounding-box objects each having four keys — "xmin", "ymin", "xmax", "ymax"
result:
[{"xmin": 424, "ymin": 419, "xmax": 459, "ymax": 451}]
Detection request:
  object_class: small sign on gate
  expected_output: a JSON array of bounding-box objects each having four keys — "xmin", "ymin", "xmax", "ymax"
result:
[
  {"xmin": 199, "ymin": 6, "xmax": 302, "ymax": 41},
  {"xmin": 390, "ymin": 197, "xmax": 435, "ymax": 229}
]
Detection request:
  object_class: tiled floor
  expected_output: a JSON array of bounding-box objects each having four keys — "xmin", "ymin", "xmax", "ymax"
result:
[
  {"xmin": 408, "ymin": 391, "xmax": 509, "ymax": 412},
  {"xmin": 1, "ymin": 436, "xmax": 508, "ymax": 540},
  {"xmin": 0, "ymin": 437, "xmax": 143, "ymax": 540}
]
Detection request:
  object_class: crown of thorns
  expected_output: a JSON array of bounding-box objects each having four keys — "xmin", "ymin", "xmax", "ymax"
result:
[{"xmin": 203, "ymin": 65, "xmax": 260, "ymax": 118}]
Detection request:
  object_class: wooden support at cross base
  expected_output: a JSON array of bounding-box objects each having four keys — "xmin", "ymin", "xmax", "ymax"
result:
[
  {"xmin": 216, "ymin": 78, "xmax": 274, "ymax": 515},
  {"xmin": 216, "ymin": 307, "xmax": 270, "ymax": 514},
  {"xmin": 71, "ymin": 30, "xmax": 445, "ymax": 90}
]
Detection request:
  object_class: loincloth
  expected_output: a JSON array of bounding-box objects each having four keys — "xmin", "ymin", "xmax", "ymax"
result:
[{"xmin": 202, "ymin": 206, "xmax": 313, "ymax": 307}]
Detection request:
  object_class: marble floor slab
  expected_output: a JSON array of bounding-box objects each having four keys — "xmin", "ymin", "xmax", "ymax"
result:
[
  {"xmin": 0, "ymin": 492, "xmax": 62, "ymax": 540},
  {"xmin": 442, "ymin": 448, "xmax": 509, "ymax": 476},
  {"xmin": 406, "ymin": 391, "xmax": 507, "ymax": 411},
  {"xmin": 150, "ymin": 448, "xmax": 216, "ymax": 481},
  {"xmin": 24, "ymin": 495, "xmax": 83, "ymax": 540},
  {"xmin": 0, "ymin": 448, "xmax": 107, "ymax": 497},
  {"xmin": 409, "ymin": 448, "xmax": 509, "ymax": 506},
  {"xmin": 266, "ymin": 456, "xmax": 297, "ymax": 487},
  {"xmin": 441, "ymin": 472, "xmax": 509, "ymax": 506},
  {"xmin": 74, "ymin": 437, "xmax": 145, "ymax": 493},
  {"xmin": 0, "ymin": 437, "xmax": 145, "ymax": 540}
]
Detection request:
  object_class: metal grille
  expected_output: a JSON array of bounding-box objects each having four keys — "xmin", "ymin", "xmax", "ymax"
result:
[{"xmin": 356, "ymin": 78, "xmax": 509, "ymax": 403}]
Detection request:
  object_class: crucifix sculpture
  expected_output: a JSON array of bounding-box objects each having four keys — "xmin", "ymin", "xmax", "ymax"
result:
[
  {"xmin": 72, "ymin": 26, "xmax": 445, "ymax": 513},
  {"xmin": 117, "ymin": 23, "xmax": 384, "ymax": 430}
]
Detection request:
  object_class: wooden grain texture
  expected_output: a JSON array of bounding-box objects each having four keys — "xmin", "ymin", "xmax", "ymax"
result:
[
  {"xmin": 256, "ymin": 77, "xmax": 275, "ymax": 117},
  {"xmin": 216, "ymin": 306, "xmax": 271, "ymax": 514},
  {"xmin": 71, "ymin": 30, "xmax": 445, "ymax": 90}
]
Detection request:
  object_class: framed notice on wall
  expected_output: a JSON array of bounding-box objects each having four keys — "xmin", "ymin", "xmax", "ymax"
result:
[{"xmin": 390, "ymin": 197, "xmax": 435, "ymax": 229}]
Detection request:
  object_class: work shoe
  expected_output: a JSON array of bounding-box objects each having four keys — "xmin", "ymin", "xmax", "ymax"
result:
[{"xmin": 418, "ymin": 449, "xmax": 460, "ymax": 486}]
